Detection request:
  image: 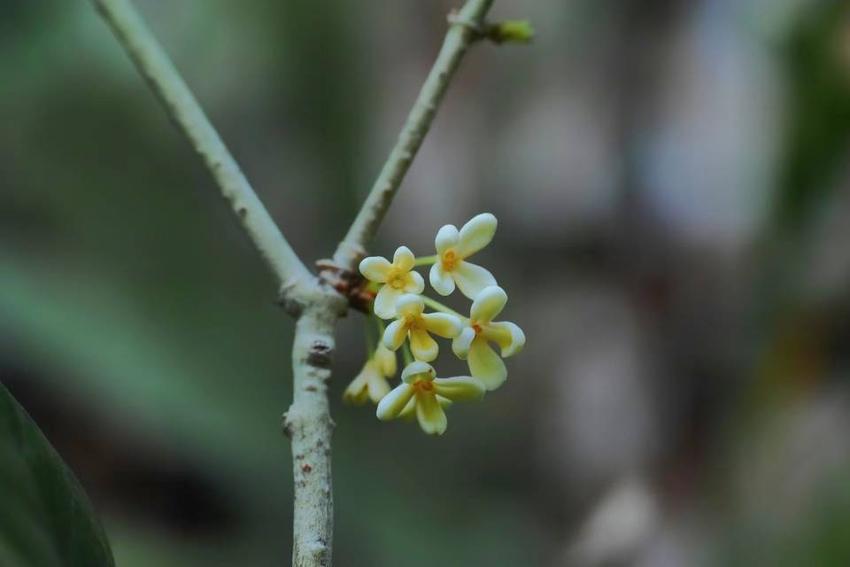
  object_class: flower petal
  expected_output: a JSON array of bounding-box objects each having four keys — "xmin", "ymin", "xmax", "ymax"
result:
[
  {"xmin": 373, "ymin": 344, "xmax": 398, "ymax": 376},
  {"xmin": 359, "ymin": 256, "xmax": 392, "ymax": 282},
  {"xmin": 422, "ymin": 313, "xmax": 462, "ymax": 338},
  {"xmin": 482, "ymin": 321, "xmax": 526, "ymax": 358},
  {"xmin": 434, "ymin": 376, "xmax": 486, "ymax": 401},
  {"xmin": 393, "ymin": 245, "xmax": 415, "ymax": 271},
  {"xmin": 373, "ymin": 285, "xmax": 401, "ymax": 319},
  {"xmin": 456, "ymin": 213, "xmax": 497, "ymax": 258},
  {"xmin": 468, "ymin": 337, "xmax": 507, "ymax": 391},
  {"xmin": 409, "ymin": 329, "xmax": 439, "ymax": 362},
  {"xmin": 453, "ymin": 261, "xmax": 497, "ymax": 299},
  {"xmin": 366, "ymin": 374, "xmax": 391, "ymax": 404},
  {"xmin": 382, "ymin": 320, "xmax": 408, "ymax": 351},
  {"xmin": 398, "ymin": 397, "xmax": 417, "ymax": 420},
  {"xmin": 395, "ymin": 294, "xmax": 425, "ymax": 318},
  {"xmin": 452, "ymin": 327, "xmax": 476, "ymax": 359},
  {"xmin": 404, "ymin": 270, "xmax": 425, "ymax": 294},
  {"xmin": 376, "ymin": 383, "xmax": 415, "ymax": 420},
  {"xmin": 429, "ymin": 263, "xmax": 456, "ymax": 296},
  {"xmin": 470, "ymin": 285, "xmax": 507, "ymax": 323},
  {"xmin": 416, "ymin": 392, "xmax": 447, "ymax": 435},
  {"xmin": 401, "ymin": 361, "xmax": 435, "ymax": 383},
  {"xmin": 435, "ymin": 224, "xmax": 459, "ymax": 254},
  {"xmin": 343, "ymin": 371, "xmax": 369, "ymax": 405}
]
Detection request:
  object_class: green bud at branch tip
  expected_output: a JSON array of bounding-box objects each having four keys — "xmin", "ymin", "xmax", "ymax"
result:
[{"xmin": 487, "ymin": 20, "xmax": 535, "ymax": 45}]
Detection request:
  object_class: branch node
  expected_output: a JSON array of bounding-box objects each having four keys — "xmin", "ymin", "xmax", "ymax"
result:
[
  {"xmin": 447, "ymin": 10, "xmax": 485, "ymax": 37},
  {"xmin": 316, "ymin": 260, "xmax": 374, "ymax": 314},
  {"xmin": 278, "ymin": 277, "xmax": 307, "ymax": 317}
]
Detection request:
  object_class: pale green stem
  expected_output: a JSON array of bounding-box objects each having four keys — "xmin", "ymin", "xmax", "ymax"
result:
[
  {"xmin": 332, "ymin": 0, "xmax": 496, "ymax": 272},
  {"xmin": 414, "ymin": 254, "xmax": 438, "ymax": 266},
  {"xmin": 402, "ymin": 343, "xmax": 415, "ymax": 366},
  {"xmin": 422, "ymin": 296, "xmax": 467, "ymax": 320},
  {"xmin": 91, "ymin": 0, "xmax": 310, "ymax": 290}
]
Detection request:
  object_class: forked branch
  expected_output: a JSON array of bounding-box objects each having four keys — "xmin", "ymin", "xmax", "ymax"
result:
[{"xmin": 92, "ymin": 0, "xmax": 500, "ymax": 565}]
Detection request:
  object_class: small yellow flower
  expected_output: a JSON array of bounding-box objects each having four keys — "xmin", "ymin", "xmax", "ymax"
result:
[
  {"xmin": 452, "ymin": 286, "xmax": 525, "ymax": 391},
  {"xmin": 383, "ymin": 294, "xmax": 462, "ymax": 361},
  {"xmin": 343, "ymin": 344, "xmax": 397, "ymax": 405},
  {"xmin": 376, "ymin": 361, "xmax": 485, "ymax": 435},
  {"xmin": 359, "ymin": 246, "xmax": 425, "ymax": 319},
  {"xmin": 429, "ymin": 213, "xmax": 498, "ymax": 299},
  {"xmin": 398, "ymin": 394, "xmax": 452, "ymax": 420}
]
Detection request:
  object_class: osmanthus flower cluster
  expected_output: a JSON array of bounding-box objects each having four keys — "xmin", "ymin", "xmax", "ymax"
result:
[{"xmin": 345, "ymin": 213, "xmax": 525, "ymax": 435}]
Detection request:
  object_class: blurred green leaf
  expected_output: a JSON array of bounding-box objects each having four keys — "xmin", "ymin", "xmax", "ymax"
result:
[{"xmin": 0, "ymin": 381, "xmax": 114, "ymax": 567}]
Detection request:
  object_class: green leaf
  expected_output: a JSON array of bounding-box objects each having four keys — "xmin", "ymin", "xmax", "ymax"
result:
[{"xmin": 0, "ymin": 381, "xmax": 114, "ymax": 567}]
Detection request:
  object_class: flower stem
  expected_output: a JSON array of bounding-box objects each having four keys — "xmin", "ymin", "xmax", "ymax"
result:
[
  {"xmin": 402, "ymin": 343, "xmax": 415, "ymax": 365},
  {"xmin": 422, "ymin": 296, "xmax": 466, "ymax": 319},
  {"xmin": 414, "ymin": 254, "xmax": 438, "ymax": 266}
]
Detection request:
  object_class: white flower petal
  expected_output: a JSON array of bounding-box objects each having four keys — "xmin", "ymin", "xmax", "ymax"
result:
[
  {"xmin": 452, "ymin": 327, "xmax": 476, "ymax": 359},
  {"xmin": 366, "ymin": 374, "xmax": 391, "ymax": 404},
  {"xmin": 429, "ymin": 263, "xmax": 455, "ymax": 296},
  {"xmin": 342, "ymin": 370, "xmax": 370, "ymax": 405},
  {"xmin": 470, "ymin": 285, "xmax": 507, "ymax": 323},
  {"xmin": 398, "ymin": 397, "xmax": 417, "ymax": 420},
  {"xmin": 483, "ymin": 321, "xmax": 526, "ymax": 358},
  {"xmin": 405, "ymin": 270, "xmax": 425, "ymax": 294},
  {"xmin": 373, "ymin": 343, "xmax": 397, "ymax": 376},
  {"xmin": 395, "ymin": 294, "xmax": 425, "ymax": 318},
  {"xmin": 456, "ymin": 213, "xmax": 497, "ymax": 258},
  {"xmin": 453, "ymin": 261, "xmax": 497, "ymax": 299},
  {"xmin": 409, "ymin": 329, "xmax": 439, "ymax": 362},
  {"xmin": 359, "ymin": 256, "xmax": 392, "ymax": 282},
  {"xmin": 434, "ymin": 376, "xmax": 486, "ymax": 401},
  {"xmin": 422, "ymin": 313, "xmax": 462, "ymax": 338},
  {"xmin": 373, "ymin": 285, "xmax": 401, "ymax": 319},
  {"xmin": 401, "ymin": 361, "xmax": 435, "ymax": 383},
  {"xmin": 468, "ymin": 337, "xmax": 507, "ymax": 391},
  {"xmin": 376, "ymin": 383, "xmax": 415, "ymax": 420},
  {"xmin": 435, "ymin": 224, "xmax": 460, "ymax": 254},
  {"xmin": 393, "ymin": 245, "xmax": 415, "ymax": 271},
  {"xmin": 382, "ymin": 320, "xmax": 408, "ymax": 351},
  {"xmin": 416, "ymin": 392, "xmax": 447, "ymax": 435}
]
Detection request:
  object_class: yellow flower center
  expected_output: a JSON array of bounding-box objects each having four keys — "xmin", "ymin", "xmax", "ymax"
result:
[
  {"xmin": 472, "ymin": 322, "xmax": 483, "ymax": 335},
  {"xmin": 415, "ymin": 380, "xmax": 434, "ymax": 393},
  {"xmin": 441, "ymin": 249, "xmax": 459, "ymax": 271},
  {"xmin": 405, "ymin": 315, "xmax": 424, "ymax": 332},
  {"xmin": 387, "ymin": 269, "xmax": 407, "ymax": 290}
]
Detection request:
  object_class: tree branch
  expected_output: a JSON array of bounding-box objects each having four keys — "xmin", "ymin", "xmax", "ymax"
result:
[
  {"xmin": 91, "ymin": 0, "xmax": 311, "ymax": 289},
  {"xmin": 283, "ymin": 294, "xmax": 345, "ymax": 567},
  {"xmin": 331, "ymin": 0, "xmax": 495, "ymax": 272},
  {"xmin": 93, "ymin": 1, "xmax": 502, "ymax": 565}
]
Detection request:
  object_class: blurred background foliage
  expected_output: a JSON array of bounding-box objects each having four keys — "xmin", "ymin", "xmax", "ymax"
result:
[{"xmin": 4, "ymin": 0, "xmax": 850, "ymax": 565}]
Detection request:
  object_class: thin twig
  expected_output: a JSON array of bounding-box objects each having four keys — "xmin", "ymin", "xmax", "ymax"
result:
[
  {"xmin": 331, "ymin": 0, "xmax": 495, "ymax": 272},
  {"xmin": 92, "ymin": 0, "xmax": 310, "ymax": 288}
]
